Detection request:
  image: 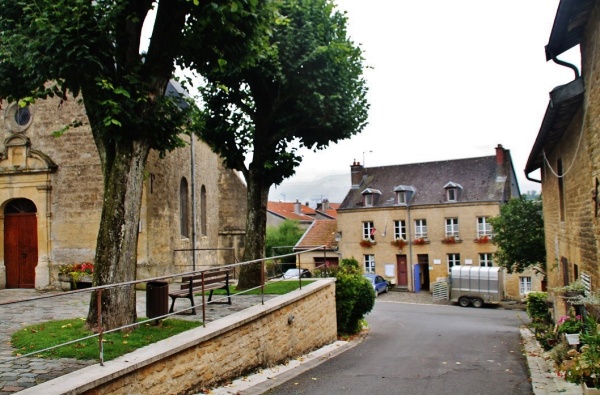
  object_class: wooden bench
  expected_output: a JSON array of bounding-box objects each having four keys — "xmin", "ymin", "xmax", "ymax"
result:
[{"xmin": 168, "ymin": 269, "xmax": 232, "ymax": 315}]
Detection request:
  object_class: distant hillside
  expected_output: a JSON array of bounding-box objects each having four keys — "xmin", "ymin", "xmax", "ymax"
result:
[{"xmin": 269, "ymin": 173, "xmax": 349, "ymax": 207}]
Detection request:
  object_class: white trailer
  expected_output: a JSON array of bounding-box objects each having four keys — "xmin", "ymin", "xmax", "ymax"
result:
[{"xmin": 450, "ymin": 266, "xmax": 504, "ymax": 308}]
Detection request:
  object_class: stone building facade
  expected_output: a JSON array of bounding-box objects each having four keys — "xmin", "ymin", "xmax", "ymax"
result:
[
  {"xmin": 0, "ymin": 90, "xmax": 246, "ymax": 290},
  {"xmin": 336, "ymin": 146, "xmax": 543, "ymax": 298},
  {"xmin": 525, "ymin": 0, "xmax": 600, "ymax": 312}
]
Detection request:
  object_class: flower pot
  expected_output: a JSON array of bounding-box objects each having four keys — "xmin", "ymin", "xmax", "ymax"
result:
[
  {"xmin": 582, "ymin": 382, "xmax": 600, "ymax": 395},
  {"xmin": 565, "ymin": 333, "xmax": 580, "ymax": 345}
]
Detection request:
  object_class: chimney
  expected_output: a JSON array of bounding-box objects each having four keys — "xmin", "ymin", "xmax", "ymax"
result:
[
  {"xmin": 351, "ymin": 160, "xmax": 365, "ymax": 189},
  {"xmin": 294, "ymin": 199, "xmax": 301, "ymax": 215},
  {"xmin": 495, "ymin": 144, "xmax": 508, "ymax": 178},
  {"xmin": 495, "ymin": 144, "xmax": 505, "ymax": 165},
  {"xmin": 322, "ymin": 199, "xmax": 329, "ymax": 211}
]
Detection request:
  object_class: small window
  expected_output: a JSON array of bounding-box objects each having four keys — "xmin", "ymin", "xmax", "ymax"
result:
[
  {"xmin": 364, "ymin": 255, "xmax": 375, "ymax": 273},
  {"xmin": 365, "ymin": 194, "xmax": 374, "ymax": 207},
  {"xmin": 447, "ymin": 188, "xmax": 457, "ymax": 202},
  {"xmin": 479, "ymin": 253, "xmax": 493, "ymax": 267},
  {"xmin": 448, "ymin": 253, "xmax": 460, "ymax": 273},
  {"xmin": 519, "ymin": 276, "xmax": 532, "ymax": 294},
  {"xmin": 415, "ymin": 219, "xmax": 427, "ymax": 239},
  {"xmin": 397, "ymin": 191, "xmax": 406, "ymax": 205},
  {"xmin": 477, "ymin": 217, "xmax": 492, "ymax": 237},
  {"xmin": 394, "ymin": 220, "xmax": 406, "ymax": 240},
  {"xmin": 363, "ymin": 221, "xmax": 376, "ymax": 241},
  {"xmin": 445, "ymin": 218, "xmax": 459, "ymax": 238},
  {"xmin": 200, "ymin": 185, "xmax": 207, "ymax": 236}
]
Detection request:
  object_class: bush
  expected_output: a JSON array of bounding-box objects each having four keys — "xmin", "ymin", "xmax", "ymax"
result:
[
  {"xmin": 526, "ymin": 292, "xmax": 550, "ymax": 323},
  {"xmin": 333, "ymin": 258, "xmax": 375, "ymax": 335}
]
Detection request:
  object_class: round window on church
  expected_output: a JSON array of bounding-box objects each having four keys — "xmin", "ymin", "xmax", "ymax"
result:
[{"xmin": 4, "ymin": 102, "xmax": 33, "ymax": 133}]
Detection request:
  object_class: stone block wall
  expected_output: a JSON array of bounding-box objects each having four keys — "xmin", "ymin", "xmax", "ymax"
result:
[{"xmin": 21, "ymin": 279, "xmax": 337, "ymax": 395}]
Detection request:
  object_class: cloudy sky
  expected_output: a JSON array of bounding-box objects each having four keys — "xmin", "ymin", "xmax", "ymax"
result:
[{"xmin": 270, "ymin": 0, "xmax": 581, "ymax": 203}]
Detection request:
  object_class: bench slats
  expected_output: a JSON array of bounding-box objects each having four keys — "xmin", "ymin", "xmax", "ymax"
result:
[{"xmin": 168, "ymin": 270, "xmax": 233, "ymax": 315}]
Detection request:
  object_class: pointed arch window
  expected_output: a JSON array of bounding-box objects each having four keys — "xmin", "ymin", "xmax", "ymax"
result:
[{"xmin": 200, "ymin": 185, "xmax": 207, "ymax": 236}]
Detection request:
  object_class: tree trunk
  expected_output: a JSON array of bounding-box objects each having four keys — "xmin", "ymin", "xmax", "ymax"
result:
[
  {"xmin": 237, "ymin": 168, "xmax": 270, "ymax": 289},
  {"xmin": 86, "ymin": 139, "xmax": 150, "ymax": 331}
]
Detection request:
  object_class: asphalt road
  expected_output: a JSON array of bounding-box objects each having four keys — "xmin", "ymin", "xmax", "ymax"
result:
[{"xmin": 265, "ymin": 301, "xmax": 532, "ymax": 395}]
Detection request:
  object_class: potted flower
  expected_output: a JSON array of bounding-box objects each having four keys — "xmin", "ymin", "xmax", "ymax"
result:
[
  {"xmin": 360, "ymin": 239, "xmax": 374, "ymax": 248},
  {"xmin": 413, "ymin": 237, "xmax": 427, "ymax": 245},
  {"xmin": 58, "ymin": 262, "xmax": 94, "ymax": 289},
  {"xmin": 442, "ymin": 236, "xmax": 457, "ymax": 244},
  {"xmin": 554, "ymin": 280, "xmax": 586, "ymax": 298},
  {"xmin": 557, "ymin": 314, "xmax": 583, "ymax": 345},
  {"xmin": 475, "ymin": 235, "xmax": 490, "ymax": 243},
  {"xmin": 390, "ymin": 239, "xmax": 407, "ymax": 249}
]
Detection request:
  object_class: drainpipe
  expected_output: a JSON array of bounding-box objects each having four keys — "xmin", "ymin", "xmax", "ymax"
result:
[
  {"xmin": 406, "ymin": 204, "xmax": 413, "ymax": 292},
  {"xmin": 191, "ymin": 136, "xmax": 197, "ymax": 271},
  {"xmin": 552, "ymin": 56, "xmax": 580, "ymax": 79}
]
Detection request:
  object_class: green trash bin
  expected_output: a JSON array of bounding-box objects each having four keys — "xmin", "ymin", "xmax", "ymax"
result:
[{"xmin": 146, "ymin": 281, "xmax": 169, "ymax": 324}]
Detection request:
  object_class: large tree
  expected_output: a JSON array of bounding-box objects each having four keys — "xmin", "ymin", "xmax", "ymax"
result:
[
  {"xmin": 0, "ymin": 0, "xmax": 268, "ymax": 330},
  {"xmin": 489, "ymin": 196, "xmax": 546, "ymax": 273},
  {"xmin": 197, "ymin": 0, "xmax": 369, "ymax": 288}
]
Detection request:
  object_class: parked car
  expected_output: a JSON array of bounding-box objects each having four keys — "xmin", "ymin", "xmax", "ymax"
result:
[
  {"xmin": 282, "ymin": 268, "xmax": 312, "ymax": 279},
  {"xmin": 363, "ymin": 273, "xmax": 388, "ymax": 296}
]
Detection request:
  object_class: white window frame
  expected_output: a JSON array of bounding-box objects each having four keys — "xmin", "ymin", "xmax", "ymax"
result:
[
  {"xmin": 479, "ymin": 253, "xmax": 493, "ymax": 267},
  {"xmin": 397, "ymin": 191, "xmax": 407, "ymax": 205},
  {"xmin": 364, "ymin": 194, "xmax": 374, "ymax": 207},
  {"xmin": 394, "ymin": 220, "xmax": 407, "ymax": 240},
  {"xmin": 519, "ymin": 276, "xmax": 532, "ymax": 295},
  {"xmin": 364, "ymin": 255, "xmax": 375, "ymax": 273},
  {"xmin": 445, "ymin": 218, "xmax": 459, "ymax": 238},
  {"xmin": 448, "ymin": 253, "xmax": 460, "ymax": 273},
  {"xmin": 414, "ymin": 219, "xmax": 427, "ymax": 239},
  {"xmin": 363, "ymin": 221, "xmax": 375, "ymax": 241},
  {"xmin": 447, "ymin": 188, "xmax": 457, "ymax": 202},
  {"xmin": 477, "ymin": 217, "xmax": 493, "ymax": 237}
]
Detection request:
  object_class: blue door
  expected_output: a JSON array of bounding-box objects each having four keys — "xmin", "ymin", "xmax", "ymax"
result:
[{"xmin": 413, "ymin": 264, "xmax": 421, "ymax": 293}]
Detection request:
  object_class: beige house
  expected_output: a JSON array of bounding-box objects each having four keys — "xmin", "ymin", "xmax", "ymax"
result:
[
  {"xmin": 525, "ymin": 0, "xmax": 600, "ymax": 314},
  {"xmin": 336, "ymin": 146, "xmax": 542, "ymax": 298},
  {"xmin": 0, "ymin": 84, "xmax": 246, "ymax": 290},
  {"xmin": 293, "ymin": 220, "xmax": 339, "ymax": 272}
]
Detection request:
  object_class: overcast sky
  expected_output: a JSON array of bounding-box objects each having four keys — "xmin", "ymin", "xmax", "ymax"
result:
[{"xmin": 270, "ymin": 0, "xmax": 581, "ymax": 202}]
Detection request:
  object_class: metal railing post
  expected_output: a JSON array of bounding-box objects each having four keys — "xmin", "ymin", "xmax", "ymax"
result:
[{"xmin": 97, "ymin": 288, "xmax": 104, "ymax": 366}]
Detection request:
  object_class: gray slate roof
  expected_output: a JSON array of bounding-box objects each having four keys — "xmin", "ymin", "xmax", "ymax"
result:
[{"xmin": 340, "ymin": 155, "xmax": 510, "ymax": 210}]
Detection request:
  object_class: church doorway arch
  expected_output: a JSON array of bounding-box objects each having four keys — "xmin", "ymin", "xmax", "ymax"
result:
[{"xmin": 4, "ymin": 198, "xmax": 38, "ymax": 288}]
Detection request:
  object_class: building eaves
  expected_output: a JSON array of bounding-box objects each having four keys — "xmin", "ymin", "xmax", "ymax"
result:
[
  {"xmin": 525, "ymin": 77, "xmax": 585, "ymax": 175},
  {"xmin": 294, "ymin": 220, "xmax": 338, "ymax": 250},
  {"xmin": 545, "ymin": 0, "xmax": 596, "ymax": 61}
]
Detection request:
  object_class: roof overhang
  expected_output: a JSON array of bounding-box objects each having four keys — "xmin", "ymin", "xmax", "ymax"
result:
[
  {"xmin": 525, "ymin": 77, "xmax": 584, "ymax": 175},
  {"xmin": 545, "ymin": 0, "xmax": 596, "ymax": 61}
]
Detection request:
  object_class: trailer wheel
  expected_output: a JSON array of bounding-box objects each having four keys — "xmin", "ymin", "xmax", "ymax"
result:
[
  {"xmin": 472, "ymin": 298, "xmax": 484, "ymax": 308},
  {"xmin": 458, "ymin": 297, "xmax": 470, "ymax": 307}
]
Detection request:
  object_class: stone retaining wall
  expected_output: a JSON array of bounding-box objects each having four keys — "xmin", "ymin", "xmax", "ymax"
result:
[{"xmin": 19, "ymin": 279, "xmax": 337, "ymax": 395}]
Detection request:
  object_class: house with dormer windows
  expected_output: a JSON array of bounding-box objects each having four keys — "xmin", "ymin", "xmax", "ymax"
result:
[{"xmin": 336, "ymin": 145, "xmax": 540, "ymax": 295}]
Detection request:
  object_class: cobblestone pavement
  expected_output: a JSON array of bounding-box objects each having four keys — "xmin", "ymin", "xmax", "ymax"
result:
[{"xmin": 0, "ymin": 287, "xmax": 273, "ymax": 394}]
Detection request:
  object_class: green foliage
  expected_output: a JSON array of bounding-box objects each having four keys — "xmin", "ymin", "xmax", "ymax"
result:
[
  {"xmin": 11, "ymin": 318, "xmax": 200, "ymax": 361},
  {"xmin": 526, "ymin": 292, "xmax": 550, "ymax": 323},
  {"xmin": 206, "ymin": 280, "xmax": 313, "ymax": 295},
  {"xmin": 489, "ymin": 196, "xmax": 546, "ymax": 272},
  {"xmin": 332, "ymin": 261, "xmax": 374, "ymax": 335},
  {"xmin": 266, "ymin": 220, "xmax": 304, "ymax": 264}
]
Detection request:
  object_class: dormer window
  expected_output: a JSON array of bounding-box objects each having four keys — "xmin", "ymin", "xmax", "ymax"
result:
[
  {"xmin": 444, "ymin": 182, "xmax": 462, "ymax": 202},
  {"xmin": 361, "ymin": 188, "xmax": 381, "ymax": 207},
  {"xmin": 393, "ymin": 185, "xmax": 415, "ymax": 206}
]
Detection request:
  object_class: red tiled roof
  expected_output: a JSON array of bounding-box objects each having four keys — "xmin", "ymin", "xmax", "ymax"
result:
[
  {"xmin": 267, "ymin": 201, "xmax": 316, "ymax": 222},
  {"xmin": 295, "ymin": 220, "xmax": 338, "ymax": 249}
]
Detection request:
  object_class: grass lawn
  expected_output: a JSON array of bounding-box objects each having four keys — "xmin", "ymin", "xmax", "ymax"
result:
[
  {"xmin": 206, "ymin": 279, "xmax": 314, "ymax": 296},
  {"xmin": 11, "ymin": 318, "xmax": 201, "ymax": 361}
]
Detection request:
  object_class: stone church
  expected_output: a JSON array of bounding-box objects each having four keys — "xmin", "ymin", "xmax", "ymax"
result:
[{"xmin": 0, "ymin": 88, "xmax": 247, "ymax": 290}]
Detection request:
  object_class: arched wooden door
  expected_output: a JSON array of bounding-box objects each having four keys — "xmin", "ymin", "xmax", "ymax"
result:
[{"xmin": 4, "ymin": 199, "xmax": 38, "ymax": 288}]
